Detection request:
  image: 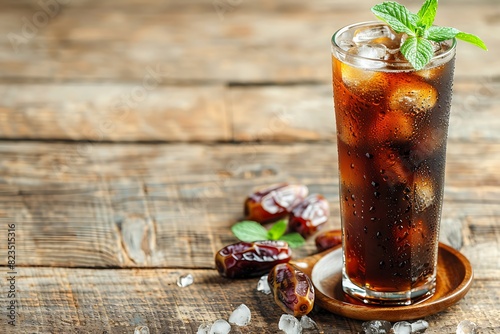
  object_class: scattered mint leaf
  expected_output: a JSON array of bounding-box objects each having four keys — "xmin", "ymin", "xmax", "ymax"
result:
[
  {"xmin": 371, "ymin": 0, "xmax": 487, "ymax": 70},
  {"xmin": 231, "ymin": 220, "xmax": 306, "ymax": 248},
  {"xmin": 400, "ymin": 36, "xmax": 434, "ymax": 70},
  {"xmin": 231, "ymin": 221, "xmax": 268, "ymax": 242},
  {"xmin": 456, "ymin": 32, "xmax": 488, "ymax": 50},
  {"xmin": 267, "ymin": 220, "xmax": 287, "ymax": 240},
  {"xmin": 416, "ymin": 0, "xmax": 437, "ymax": 29},
  {"xmin": 425, "ymin": 26, "xmax": 460, "ymax": 42},
  {"xmin": 371, "ymin": 2, "xmax": 417, "ymax": 36},
  {"xmin": 280, "ymin": 233, "xmax": 306, "ymax": 249}
]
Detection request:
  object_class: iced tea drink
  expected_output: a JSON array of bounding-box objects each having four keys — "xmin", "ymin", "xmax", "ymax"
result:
[{"xmin": 331, "ymin": 22, "xmax": 456, "ymax": 305}]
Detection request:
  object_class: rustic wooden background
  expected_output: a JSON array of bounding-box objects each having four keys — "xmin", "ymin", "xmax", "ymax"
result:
[{"xmin": 0, "ymin": 0, "xmax": 499, "ymax": 333}]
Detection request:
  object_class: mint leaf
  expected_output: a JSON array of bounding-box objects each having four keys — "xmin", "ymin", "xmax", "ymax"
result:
[
  {"xmin": 426, "ymin": 26, "xmax": 460, "ymax": 42},
  {"xmin": 456, "ymin": 32, "xmax": 488, "ymax": 50},
  {"xmin": 371, "ymin": 2, "xmax": 418, "ymax": 36},
  {"xmin": 372, "ymin": 0, "xmax": 487, "ymax": 70},
  {"xmin": 400, "ymin": 36, "xmax": 434, "ymax": 70},
  {"xmin": 267, "ymin": 220, "xmax": 287, "ymax": 240},
  {"xmin": 280, "ymin": 233, "xmax": 306, "ymax": 249},
  {"xmin": 417, "ymin": 0, "xmax": 437, "ymax": 29},
  {"xmin": 426, "ymin": 28, "xmax": 487, "ymax": 50},
  {"xmin": 231, "ymin": 221, "xmax": 268, "ymax": 242}
]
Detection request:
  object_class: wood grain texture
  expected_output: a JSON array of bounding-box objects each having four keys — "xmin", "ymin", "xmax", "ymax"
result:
[
  {"xmin": 0, "ymin": 78, "xmax": 498, "ymax": 141},
  {"xmin": 0, "ymin": 0, "xmax": 498, "ymax": 332},
  {"xmin": 0, "ymin": 267, "xmax": 498, "ymax": 333},
  {"xmin": 0, "ymin": 141, "xmax": 498, "ymax": 270},
  {"xmin": 2, "ymin": 245, "xmax": 496, "ymax": 331},
  {"xmin": 0, "ymin": 0, "xmax": 498, "ymax": 141},
  {"xmin": 0, "ymin": 83, "xmax": 229, "ymax": 141},
  {"xmin": 0, "ymin": 0, "xmax": 498, "ymax": 82}
]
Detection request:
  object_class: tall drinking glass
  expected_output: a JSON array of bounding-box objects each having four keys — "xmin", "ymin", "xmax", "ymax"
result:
[{"xmin": 331, "ymin": 21, "xmax": 456, "ymax": 305}]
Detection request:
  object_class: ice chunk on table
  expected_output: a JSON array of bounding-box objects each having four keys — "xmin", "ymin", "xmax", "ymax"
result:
[
  {"xmin": 229, "ymin": 304, "xmax": 251, "ymax": 326},
  {"xmin": 257, "ymin": 275, "xmax": 271, "ymax": 294},
  {"xmin": 279, "ymin": 314, "xmax": 302, "ymax": 334},
  {"xmin": 177, "ymin": 274, "xmax": 194, "ymax": 287},
  {"xmin": 411, "ymin": 320, "xmax": 429, "ymax": 333},
  {"xmin": 361, "ymin": 320, "xmax": 392, "ymax": 333},
  {"xmin": 299, "ymin": 315, "xmax": 317, "ymax": 330},
  {"xmin": 209, "ymin": 319, "xmax": 231, "ymax": 334},
  {"xmin": 197, "ymin": 323, "xmax": 211, "ymax": 334},
  {"xmin": 134, "ymin": 326, "xmax": 150, "ymax": 334},
  {"xmin": 392, "ymin": 321, "xmax": 412, "ymax": 334},
  {"xmin": 456, "ymin": 320, "xmax": 478, "ymax": 334}
]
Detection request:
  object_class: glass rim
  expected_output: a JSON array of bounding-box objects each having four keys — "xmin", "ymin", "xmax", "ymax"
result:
[{"xmin": 331, "ymin": 21, "xmax": 457, "ymax": 70}]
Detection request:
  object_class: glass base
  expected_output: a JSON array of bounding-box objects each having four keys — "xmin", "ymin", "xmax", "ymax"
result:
[{"xmin": 342, "ymin": 270, "xmax": 436, "ymax": 306}]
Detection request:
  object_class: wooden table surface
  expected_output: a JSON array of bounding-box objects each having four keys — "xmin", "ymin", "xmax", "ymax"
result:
[{"xmin": 0, "ymin": 0, "xmax": 499, "ymax": 333}]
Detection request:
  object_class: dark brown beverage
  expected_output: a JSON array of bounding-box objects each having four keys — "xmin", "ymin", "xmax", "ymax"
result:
[{"xmin": 331, "ymin": 21, "xmax": 456, "ymax": 304}]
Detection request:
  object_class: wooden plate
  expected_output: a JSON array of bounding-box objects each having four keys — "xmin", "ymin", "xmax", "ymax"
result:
[{"xmin": 292, "ymin": 243, "xmax": 473, "ymax": 321}]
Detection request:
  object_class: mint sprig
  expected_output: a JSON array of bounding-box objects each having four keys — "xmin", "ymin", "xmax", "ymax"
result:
[
  {"xmin": 231, "ymin": 220, "xmax": 306, "ymax": 248},
  {"xmin": 371, "ymin": 0, "xmax": 487, "ymax": 70}
]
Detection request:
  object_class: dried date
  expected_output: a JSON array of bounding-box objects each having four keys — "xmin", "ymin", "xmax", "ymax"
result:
[
  {"xmin": 267, "ymin": 263, "xmax": 315, "ymax": 316},
  {"xmin": 244, "ymin": 183, "xmax": 308, "ymax": 224},
  {"xmin": 288, "ymin": 194, "xmax": 329, "ymax": 238},
  {"xmin": 215, "ymin": 240, "xmax": 291, "ymax": 279},
  {"xmin": 315, "ymin": 229, "xmax": 342, "ymax": 252}
]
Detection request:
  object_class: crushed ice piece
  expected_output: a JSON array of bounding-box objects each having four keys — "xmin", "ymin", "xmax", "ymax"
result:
[
  {"xmin": 353, "ymin": 25, "xmax": 395, "ymax": 44},
  {"xmin": 339, "ymin": 40, "xmax": 356, "ymax": 51},
  {"xmin": 257, "ymin": 275, "xmax": 272, "ymax": 294},
  {"xmin": 210, "ymin": 319, "xmax": 231, "ymax": 334},
  {"xmin": 197, "ymin": 323, "xmax": 211, "ymax": 334},
  {"xmin": 388, "ymin": 78, "xmax": 437, "ymax": 114},
  {"xmin": 411, "ymin": 320, "xmax": 429, "ymax": 333},
  {"xmin": 456, "ymin": 320, "xmax": 478, "ymax": 334},
  {"xmin": 134, "ymin": 326, "xmax": 150, "ymax": 334},
  {"xmin": 362, "ymin": 320, "xmax": 392, "ymax": 333},
  {"xmin": 299, "ymin": 315, "xmax": 317, "ymax": 330},
  {"xmin": 392, "ymin": 321, "xmax": 412, "ymax": 334},
  {"xmin": 229, "ymin": 304, "xmax": 251, "ymax": 326},
  {"xmin": 431, "ymin": 41, "xmax": 442, "ymax": 53},
  {"xmin": 279, "ymin": 314, "xmax": 303, "ymax": 334},
  {"xmin": 177, "ymin": 274, "xmax": 194, "ymax": 287},
  {"xmin": 347, "ymin": 44, "xmax": 388, "ymax": 68},
  {"xmin": 414, "ymin": 175, "xmax": 435, "ymax": 212}
]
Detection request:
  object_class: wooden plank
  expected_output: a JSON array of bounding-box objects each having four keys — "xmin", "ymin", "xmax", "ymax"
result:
[
  {"xmin": 0, "ymin": 83, "xmax": 229, "ymax": 141},
  {"xmin": 0, "ymin": 1, "xmax": 497, "ymax": 82},
  {"xmin": 0, "ymin": 78, "xmax": 497, "ymax": 141},
  {"xmin": 0, "ymin": 141, "xmax": 498, "ymax": 269},
  {"xmin": 231, "ymin": 79, "xmax": 500, "ymax": 142},
  {"xmin": 0, "ymin": 267, "xmax": 498, "ymax": 333}
]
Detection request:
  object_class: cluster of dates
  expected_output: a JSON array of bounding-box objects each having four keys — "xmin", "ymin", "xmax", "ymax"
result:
[
  {"xmin": 214, "ymin": 184, "xmax": 344, "ymax": 317},
  {"xmin": 215, "ymin": 240, "xmax": 314, "ymax": 316},
  {"xmin": 244, "ymin": 183, "xmax": 329, "ymax": 238},
  {"xmin": 244, "ymin": 183, "xmax": 343, "ymax": 252}
]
